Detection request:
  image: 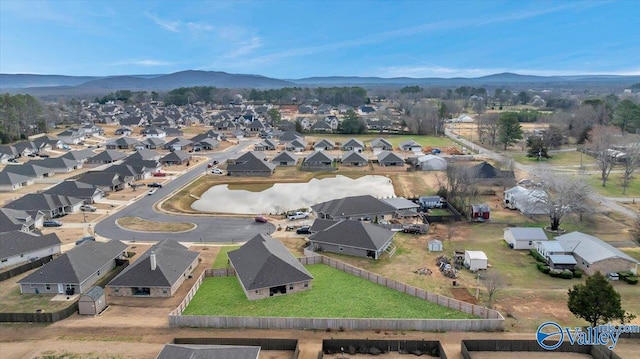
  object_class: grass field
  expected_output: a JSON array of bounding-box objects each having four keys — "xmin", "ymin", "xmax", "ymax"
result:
[
  {"xmin": 183, "ymin": 264, "xmax": 476, "ymax": 319},
  {"xmin": 211, "ymin": 245, "xmax": 240, "ymax": 269},
  {"xmin": 115, "ymin": 217, "xmax": 195, "ymax": 232},
  {"xmin": 586, "ymin": 173, "xmax": 640, "ymax": 198},
  {"xmin": 511, "ymin": 151, "xmax": 598, "ymax": 167}
]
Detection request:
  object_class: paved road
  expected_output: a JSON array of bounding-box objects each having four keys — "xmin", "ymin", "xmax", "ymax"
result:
[
  {"xmin": 94, "ymin": 140, "xmax": 275, "ymax": 243},
  {"xmin": 445, "ymin": 128, "xmax": 638, "ymax": 219}
]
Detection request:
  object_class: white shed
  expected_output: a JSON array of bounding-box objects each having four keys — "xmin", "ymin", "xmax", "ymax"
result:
[
  {"xmin": 504, "ymin": 227, "xmax": 548, "ymax": 250},
  {"xmin": 428, "ymin": 239, "xmax": 443, "ymax": 252},
  {"xmin": 464, "ymin": 250, "xmax": 488, "ymax": 271}
]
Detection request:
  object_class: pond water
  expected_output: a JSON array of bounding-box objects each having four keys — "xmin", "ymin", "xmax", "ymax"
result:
[{"xmin": 191, "ymin": 175, "xmax": 396, "ymax": 214}]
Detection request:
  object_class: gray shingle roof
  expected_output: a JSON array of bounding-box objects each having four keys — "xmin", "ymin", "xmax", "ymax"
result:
[
  {"xmin": 61, "ymin": 149, "xmax": 96, "ymax": 161},
  {"xmin": 227, "ymin": 152, "xmax": 276, "ymax": 173},
  {"xmin": 18, "ymin": 240, "xmax": 127, "ymax": 285},
  {"xmin": 44, "ymin": 180, "xmax": 102, "ymax": 200},
  {"xmin": 4, "ymin": 193, "xmax": 83, "ymax": 212},
  {"xmin": 556, "ymin": 231, "xmax": 639, "ymax": 265},
  {"xmin": 271, "ymin": 151, "xmax": 297, "ymax": 163},
  {"xmin": 76, "ymin": 172, "xmax": 124, "ymax": 188},
  {"xmin": 370, "ymin": 138, "xmax": 393, "ymax": 149},
  {"xmin": 0, "ymin": 231, "xmax": 61, "ymax": 259},
  {"xmin": 311, "ymin": 195, "xmax": 396, "ymax": 219},
  {"xmin": 0, "ymin": 208, "xmax": 35, "ymax": 232},
  {"xmin": 303, "ymin": 151, "xmax": 334, "ymax": 164},
  {"xmin": 108, "ymin": 240, "xmax": 199, "ymax": 288},
  {"xmin": 341, "ymin": 151, "xmax": 368, "ymax": 163},
  {"xmin": 0, "ymin": 171, "xmax": 33, "ymax": 186},
  {"xmin": 343, "ymin": 138, "xmax": 365, "ymax": 149},
  {"xmin": 88, "ymin": 150, "xmax": 128, "ymax": 162},
  {"xmin": 377, "ymin": 151, "xmax": 404, "ymax": 163},
  {"xmin": 504, "ymin": 227, "xmax": 548, "ymax": 241},
  {"xmin": 309, "ymin": 219, "xmax": 395, "ymax": 251},
  {"xmin": 2, "ymin": 163, "xmax": 53, "ymax": 177},
  {"xmin": 156, "ymin": 344, "xmax": 260, "ymax": 359},
  {"xmin": 160, "ymin": 150, "xmax": 191, "ymax": 163},
  {"xmin": 228, "ymin": 234, "xmax": 313, "ymax": 291}
]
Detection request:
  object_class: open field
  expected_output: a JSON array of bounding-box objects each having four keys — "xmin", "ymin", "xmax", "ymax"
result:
[
  {"xmin": 115, "ymin": 216, "xmax": 195, "ymax": 232},
  {"xmin": 586, "ymin": 173, "xmax": 640, "ymax": 198},
  {"xmin": 511, "ymin": 150, "xmax": 598, "ymax": 168},
  {"xmin": 184, "ymin": 264, "xmax": 476, "ymax": 319},
  {"xmin": 211, "ymin": 245, "xmax": 241, "ymax": 268}
]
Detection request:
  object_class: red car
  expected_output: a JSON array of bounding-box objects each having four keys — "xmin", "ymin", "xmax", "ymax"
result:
[
  {"xmin": 254, "ymin": 216, "xmax": 268, "ymax": 223},
  {"xmin": 153, "ymin": 172, "xmax": 167, "ymax": 177}
]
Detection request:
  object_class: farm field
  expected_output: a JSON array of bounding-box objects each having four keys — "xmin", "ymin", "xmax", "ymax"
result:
[{"xmin": 183, "ymin": 264, "xmax": 476, "ymax": 319}]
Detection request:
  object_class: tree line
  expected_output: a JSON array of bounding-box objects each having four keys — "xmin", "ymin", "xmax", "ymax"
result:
[{"xmin": 0, "ymin": 93, "xmax": 46, "ymax": 144}]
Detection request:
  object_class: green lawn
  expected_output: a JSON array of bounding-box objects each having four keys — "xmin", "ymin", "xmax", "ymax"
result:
[
  {"xmin": 586, "ymin": 173, "xmax": 640, "ymax": 197},
  {"xmin": 211, "ymin": 245, "xmax": 240, "ymax": 269},
  {"xmin": 512, "ymin": 150, "xmax": 598, "ymax": 167},
  {"xmin": 184, "ymin": 264, "xmax": 476, "ymax": 319}
]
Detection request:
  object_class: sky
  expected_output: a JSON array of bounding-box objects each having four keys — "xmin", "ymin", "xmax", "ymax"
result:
[{"xmin": 1, "ymin": 0, "xmax": 639, "ymax": 78}]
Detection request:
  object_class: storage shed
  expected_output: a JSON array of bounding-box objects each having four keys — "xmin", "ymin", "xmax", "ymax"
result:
[
  {"xmin": 464, "ymin": 250, "xmax": 488, "ymax": 271},
  {"xmin": 428, "ymin": 239, "xmax": 443, "ymax": 252},
  {"xmin": 504, "ymin": 227, "xmax": 548, "ymax": 250},
  {"xmin": 78, "ymin": 286, "xmax": 107, "ymax": 315}
]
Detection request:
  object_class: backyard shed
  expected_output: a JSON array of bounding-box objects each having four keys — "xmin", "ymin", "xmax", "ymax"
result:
[
  {"xmin": 78, "ymin": 286, "xmax": 107, "ymax": 315},
  {"xmin": 464, "ymin": 250, "xmax": 488, "ymax": 271},
  {"xmin": 428, "ymin": 239, "xmax": 443, "ymax": 252},
  {"xmin": 503, "ymin": 227, "xmax": 548, "ymax": 250}
]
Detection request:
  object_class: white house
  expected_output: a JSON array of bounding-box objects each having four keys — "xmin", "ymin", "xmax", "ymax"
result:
[
  {"xmin": 464, "ymin": 250, "xmax": 488, "ymax": 271},
  {"xmin": 503, "ymin": 227, "xmax": 548, "ymax": 250}
]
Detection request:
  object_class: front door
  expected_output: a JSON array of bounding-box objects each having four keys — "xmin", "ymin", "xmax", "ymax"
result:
[{"xmin": 57, "ymin": 283, "xmax": 64, "ymax": 294}]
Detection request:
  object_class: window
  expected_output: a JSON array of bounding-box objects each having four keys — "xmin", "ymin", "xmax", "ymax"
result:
[
  {"xmin": 97, "ymin": 270, "xmax": 100, "ymax": 276},
  {"xmin": 338, "ymin": 246, "xmax": 344, "ymax": 252},
  {"xmin": 1, "ymin": 259, "xmax": 7, "ymax": 263},
  {"xmin": 162, "ymin": 288, "xmax": 168, "ymax": 294},
  {"xmin": 528, "ymin": 241, "xmax": 532, "ymax": 246},
  {"xmin": 114, "ymin": 288, "xmax": 119, "ymax": 293},
  {"xmin": 289, "ymin": 285, "xmax": 293, "ymax": 290},
  {"xmin": 45, "ymin": 284, "xmax": 51, "ymax": 291},
  {"xmin": 304, "ymin": 283, "xmax": 308, "ymax": 288}
]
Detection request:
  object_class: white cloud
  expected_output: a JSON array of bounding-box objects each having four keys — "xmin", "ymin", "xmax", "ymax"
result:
[
  {"xmin": 376, "ymin": 64, "xmax": 640, "ymax": 78},
  {"xmin": 186, "ymin": 22, "xmax": 214, "ymax": 32},
  {"xmin": 223, "ymin": 37, "xmax": 263, "ymax": 58},
  {"xmin": 144, "ymin": 12, "xmax": 180, "ymax": 32}
]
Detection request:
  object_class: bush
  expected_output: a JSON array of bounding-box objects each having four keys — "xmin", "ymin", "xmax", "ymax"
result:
[
  {"xmin": 537, "ymin": 263, "xmax": 550, "ymax": 274},
  {"xmin": 560, "ymin": 270, "xmax": 574, "ymax": 279},
  {"xmin": 530, "ymin": 249, "xmax": 546, "ymax": 263},
  {"xmin": 617, "ymin": 271, "xmax": 634, "ymax": 278},
  {"xmin": 623, "ymin": 276, "xmax": 638, "ymax": 285},
  {"xmin": 549, "ymin": 269, "xmax": 563, "ymax": 278},
  {"xmin": 573, "ymin": 269, "xmax": 583, "ymax": 278}
]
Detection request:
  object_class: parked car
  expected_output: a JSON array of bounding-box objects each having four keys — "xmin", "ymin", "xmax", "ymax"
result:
[
  {"xmin": 38, "ymin": 154, "xmax": 50, "ymax": 158},
  {"xmin": 43, "ymin": 219, "xmax": 63, "ymax": 227},
  {"xmin": 607, "ymin": 272, "xmax": 620, "ymax": 281},
  {"xmin": 152, "ymin": 172, "xmax": 167, "ymax": 177},
  {"xmin": 211, "ymin": 168, "xmax": 224, "ymax": 175},
  {"xmin": 80, "ymin": 204, "xmax": 97, "ymax": 212},
  {"xmin": 147, "ymin": 182, "xmax": 163, "ymax": 188},
  {"xmin": 254, "ymin": 216, "xmax": 268, "ymax": 223},
  {"xmin": 402, "ymin": 225, "xmax": 425, "ymax": 234},
  {"xmin": 27, "ymin": 153, "xmax": 37, "ymax": 157},
  {"xmin": 296, "ymin": 226, "xmax": 312, "ymax": 234},
  {"xmin": 288, "ymin": 211, "xmax": 310, "ymax": 220},
  {"xmin": 147, "ymin": 188, "xmax": 157, "ymax": 195},
  {"xmin": 207, "ymin": 160, "xmax": 220, "ymax": 168},
  {"xmin": 75, "ymin": 236, "xmax": 95, "ymax": 245}
]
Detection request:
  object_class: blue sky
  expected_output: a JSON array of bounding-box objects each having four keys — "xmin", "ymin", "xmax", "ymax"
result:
[{"xmin": 1, "ymin": 0, "xmax": 639, "ymax": 78}]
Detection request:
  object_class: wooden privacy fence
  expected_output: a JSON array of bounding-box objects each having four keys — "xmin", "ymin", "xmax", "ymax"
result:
[
  {"xmin": 461, "ymin": 340, "xmax": 622, "ymax": 359},
  {"xmin": 322, "ymin": 339, "xmax": 447, "ymax": 359},
  {"xmin": 0, "ymin": 302, "xmax": 78, "ymax": 323},
  {"xmin": 0, "ymin": 256, "xmax": 53, "ymax": 282},
  {"xmin": 169, "ymin": 254, "xmax": 504, "ymax": 331}
]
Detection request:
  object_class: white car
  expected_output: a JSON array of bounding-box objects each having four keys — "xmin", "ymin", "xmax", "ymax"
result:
[
  {"xmin": 287, "ymin": 211, "xmax": 310, "ymax": 220},
  {"xmin": 211, "ymin": 168, "xmax": 224, "ymax": 175},
  {"xmin": 147, "ymin": 188, "xmax": 157, "ymax": 195},
  {"xmin": 80, "ymin": 205, "xmax": 97, "ymax": 212}
]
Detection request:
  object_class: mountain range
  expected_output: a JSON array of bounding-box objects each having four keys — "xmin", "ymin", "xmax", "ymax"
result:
[{"xmin": 1, "ymin": 70, "xmax": 639, "ymax": 95}]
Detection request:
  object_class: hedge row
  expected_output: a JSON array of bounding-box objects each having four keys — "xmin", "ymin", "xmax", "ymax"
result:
[
  {"xmin": 529, "ymin": 249, "xmax": 546, "ymax": 263},
  {"xmin": 623, "ymin": 276, "xmax": 638, "ymax": 285}
]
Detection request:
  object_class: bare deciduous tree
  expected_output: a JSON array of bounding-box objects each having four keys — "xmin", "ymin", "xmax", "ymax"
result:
[
  {"xmin": 436, "ymin": 163, "xmax": 479, "ymax": 216},
  {"xmin": 587, "ymin": 125, "xmax": 619, "ymax": 187},
  {"xmin": 532, "ymin": 171, "xmax": 594, "ymax": 231},
  {"xmin": 620, "ymin": 145, "xmax": 640, "ymax": 194},
  {"xmin": 476, "ymin": 113, "xmax": 500, "ymax": 145},
  {"xmin": 482, "ymin": 271, "xmax": 506, "ymax": 309},
  {"xmin": 630, "ymin": 214, "xmax": 640, "ymax": 246}
]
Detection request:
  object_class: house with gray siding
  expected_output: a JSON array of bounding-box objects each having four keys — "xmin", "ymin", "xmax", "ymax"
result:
[
  {"xmin": 0, "ymin": 208, "xmax": 40, "ymax": 232},
  {"xmin": 0, "ymin": 171, "xmax": 35, "ymax": 192},
  {"xmin": 228, "ymin": 234, "xmax": 313, "ymax": 301},
  {"xmin": 44, "ymin": 180, "xmax": 104, "ymax": 204},
  {"xmin": 271, "ymin": 151, "xmax": 298, "ymax": 166},
  {"xmin": 342, "ymin": 138, "xmax": 365, "ymax": 152},
  {"xmin": 340, "ymin": 151, "xmax": 368, "ymax": 167},
  {"xmin": 0, "ymin": 231, "xmax": 61, "ymax": 270},
  {"xmin": 227, "ymin": 151, "xmax": 276, "ymax": 176},
  {"xmin": 301, "ymin": 151, "xmax": 334, "ymax": 171},
  {"xmin": 308, "ymin": 219, "xmax": 396, "ymax": 259},
  {"xmin": 107, "ymin": 240, "xmax": 199, "ymax": 297},
  {"xmin": 377, "ymin": 151, "xmax": 405, "ymax": 166},
  {"xmin": 18, "ymin": 240, "xmax": 127, "ymax": 295},
  {"xmin": 4, "ymin": 193, "xmax": 84, "ymax": 219},
  {"xmin": 311, "ymin": 195, "xmax": 397, "ymax": 221},
  {"xmin": 370, "ymin": 138, "xmax": 393, "ymax": 152}
]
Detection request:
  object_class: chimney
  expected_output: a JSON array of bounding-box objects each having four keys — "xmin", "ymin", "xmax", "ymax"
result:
[{"xmin": 150, "ymin": 251, "xmax": 157, "ymax": 271}]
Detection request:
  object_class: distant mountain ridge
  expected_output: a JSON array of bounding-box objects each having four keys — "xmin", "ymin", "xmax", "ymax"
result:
[{"xmin": 1, "ymin": 70, "xmax": 639, "ymax": 93}]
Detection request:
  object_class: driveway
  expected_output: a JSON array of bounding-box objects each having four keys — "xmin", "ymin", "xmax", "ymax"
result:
[{"xmin": 94, "ymin": 140, "xmax": 275, "ymax": 243}]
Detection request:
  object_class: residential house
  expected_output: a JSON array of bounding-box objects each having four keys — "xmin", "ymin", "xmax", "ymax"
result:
[
  {"xmin": 2, "ymin": 163, "xmax": 55, "ymax": 180},
  {"xmin": 418, "ymin": 196, "xmax": 445, "ymax": 210},
  {"xmin": 503, "ymin": 227, "xmax": 548, "ymax": 250},
  {"xmin": 0, "ymin": 231, "xmax": 61, "ymax": 270},
  {"xmin": 13, "ymin": 141, "xmax": 38, "ymax": 157},
  {"xmin": 285, "ymin": 138, "xmax": 307, "ymax": 152},
  {"xmin": 159, "ymin": 150, "xmax": 191, "ymax": 166},
  {"xmin": 310, "ymin": 119, "xmax": 332, "ymax": 132},
  {"xmin": 44, "ymin": 180, "xmax": 105, "ymax": 204},
  {"xmin": 114, "ymin": 126, "xmax": 133, "ymax": 136},
  {"xmin": 416, "ymin": 154, "xmax": 447, "ymax": 171},
  {"xmin": 399, "ymin": 139, "xmax": 422, "ymax": 152},
  {"xmin": 381, "ymin": 197, "xmax": 421, "ymax": 218},
  {"xmin": 340, "ymin": 151, "xmax": 368, "ymax": 167},
  {"xmin": 141, "ymin": 126, "xmax": 167, "ymax": 138},
  {"xmin": 4, "ymin": 193, "xmax": 84, "ymax": 219},
  {"xmin": 228, "ymin": 234, "xmax": 313, "ymax": 301},
  {"xmin": 324, "ymin": 115, "xmax": 340, "ymax": 130},
  {"xmin": 105, "ymin": 137, "xmax": 140, "ymax": 150},
  {"xmin": 227, "ymin": 151, "xmax": 276, "ymax": 177},
  {"xmin": 157, "ymin": 345, "xmax": 260, "ymax": 359},
  {"xmin": 61, "ymin": 149, "xmax": 97, "ymax": 164},
  {"xmin": 189, "ymin": 130, "xmax": 222, "ymax": 143},
  {"xmin": 121, "ymin": 157, "xmax": 161, "ymax": 175},
  {"xmin": 164, "ymin": 138, "xmax": 193, "ymax": 152},
  {"xmin": 317, "ymin": 104, "xmax": 332, "ymax": 114},
  {"xmin": 76, "ymin": 171, "xmax": 127, "ymax": 192},
  {"xmin": 298, "ymin": 104, "xmax": 314, "ymax": 114},
  {"xmin": 18, "ymin": 240, "xmax": 127, "ymax": 295},
  {"xmin": 0, "ymin": 208, "xmax": 40, "ymax": 232},
  {"xmin": 279, "ymin": 130, "xmax": 304, "ymax": 144},
  {"xmin": 308, "ymin": 219, "xmax": 396, "ymax": 259},
  {"xmin": 301, "ymin": 151, "xmax": 335, "ymax": 171},
  {"xmin": 57, "ymin": 128, "xmax": 84, "ymax": 145},
  {"xmin": 107, "ymin": 240, "xmax": 199, "ymax": 297},
  {"xmin": 466, "ymin": 161, "xmax": 515, "ymax": 186},
  {"xmin": 370, "ymin": 138, "xmax": 393, "ymax": 152},
  {"xmin": 86, "ymin": 150, "xmax": 127, "ymax": 165},
  {"xmin": 254, "ymin": 139, "xmax": 277, "ymax": 151},
  {"xmin": 32, "ymin": 136, "xmax": 63, "ymax": 151},
  {"xmin": 377, "ymin": 151, "xmax": 405, "ymax": 166},
  {"xmin": 503, "ymin": 186, "xmax": 548, "ymax": 216},
  {"xmin": 555, "ymin": 231, "xmax": 639, "ymax": 275},
  {"xmin": 247, "ymin": 119, "xmax": 267, "ymax": 134},
  {"xmin": 469, "ymin": 203, "xmax": 491, "ymax": 220},
  {"xmin": 36, "ymin": 157, "xmax": 81, "ymax": 173},
  {"xmin": 138, "ymin": 137, "xmax": 166, "ymax": 150},
  {"xmin": 0, "ymin": 171, "xmax": 35, "ymax": 191},
  {"xmin": 192, "ymin": 138, "xmax": 219, "ymax": 151},
  {"xmin": 101, "ymin": 164, "xmax": 140, "ymax": 183},
  {"xmin": 127, "ymin": 149, "xmax": 161, "ymax": 161},
  {"xmin": 342, "ymin": 138, "xmax": 365, "ymax": 153},
  {"xmin": 358, "ymin": 105, "xmax": 376, "ymax": 115},
  {"xmin": 311, "ymin": 195, "xmax": 397, "ymax": 221},
  {"xmin": 313, "ymin": 138, "xmax": 335, "ymax": 151},
  {"xmin": 79, "ymin": 123, "xmax": 104, "ymax": 137},
  {"xmin": 270, "ymin": 151, "xmax": 298, "ymax": 166}
]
